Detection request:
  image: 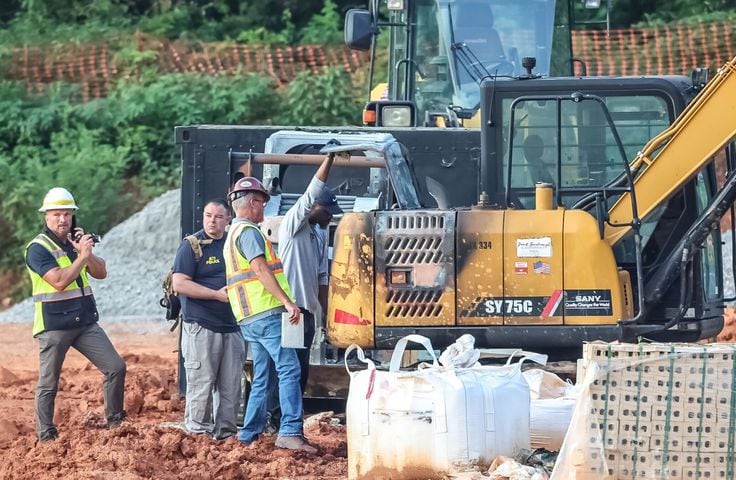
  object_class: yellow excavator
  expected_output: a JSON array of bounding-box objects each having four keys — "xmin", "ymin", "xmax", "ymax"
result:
[
  {"xmin": 175, "ymin": 63, "xmax": 735, "ymax": 401},
  {"xmin": 325, "ymin": 56, "xmax": 736, "ymax": 353}
]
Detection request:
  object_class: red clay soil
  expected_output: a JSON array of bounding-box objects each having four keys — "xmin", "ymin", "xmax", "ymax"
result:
[
  {"xmin": 3, "ymin": 308, "xmax": 733, "ymax": 479},
  {"xmin": 0, "ymin": 321, "xmax": 347, "ymax": 479}
]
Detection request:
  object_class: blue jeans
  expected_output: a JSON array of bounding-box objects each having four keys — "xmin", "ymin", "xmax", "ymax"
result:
[
  {"xmin": 238, "ymin": 313, "xmax": 303, "ymax": 443},
  {"xmin": 266, "ymin": 308, "xmax": 316, "ymax": 426}
]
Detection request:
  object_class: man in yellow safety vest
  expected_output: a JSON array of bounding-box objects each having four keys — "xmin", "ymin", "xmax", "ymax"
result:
[
  {"xmin": 224, "ymin": 177, "xmax": 316, "ymax": 453},
  {"xmin": 24, "ymin": 187, "xmax": 126, "ymax": 442}
]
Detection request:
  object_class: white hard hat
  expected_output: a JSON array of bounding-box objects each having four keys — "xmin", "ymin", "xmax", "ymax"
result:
[{"xmin": 39, "ymin": 187, "xmax": 78, "ymax": 212}]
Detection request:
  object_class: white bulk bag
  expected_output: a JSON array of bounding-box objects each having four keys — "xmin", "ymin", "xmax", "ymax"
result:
[
  {"xmin": 523, "ymin": 369, "xmax": 578, "ymax": 451},
  {"xmin": 529, "ymin": 397, "xmax": 576, "ymax": 451},
  {"xmin": 346, "ymin": 334, "xmax": 533, "ymax": 480}
]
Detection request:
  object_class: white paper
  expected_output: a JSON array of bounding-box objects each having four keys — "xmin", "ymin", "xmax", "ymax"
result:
[
  {"xmin": 516, "ymin": 237, "xmax": 552, "ymax": 258},
  {"xmin": 281, "ymin": 312, "xmax": 305, "ymax": 348}
]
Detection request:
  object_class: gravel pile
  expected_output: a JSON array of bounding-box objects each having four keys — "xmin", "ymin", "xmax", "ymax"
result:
[{"xmin": 0, "ymin": 189, "xmax": 181, "ymax": 323}]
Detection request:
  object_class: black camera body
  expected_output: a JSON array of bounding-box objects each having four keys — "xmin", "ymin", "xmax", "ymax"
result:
[
  {"xmin": 73, "ymin": 231, "xmax": 101, "ymax": 244},
  {"xmin": 71, "ymin": 216, "xmax": 101, "ymax": 244}
]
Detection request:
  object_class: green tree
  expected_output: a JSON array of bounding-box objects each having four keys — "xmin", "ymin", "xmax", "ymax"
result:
[
  {"xmin": 1, "ymin": 1, "xmax": 365, "ymax": 44},
  {"xmin": 579, "ymin": 0, "xmax": 736, "ymax": 27},
  {"xmin": 300, "ymin": 0, "xmax": 343, "ymax": 44},
  {"xmin": 277, "ymin": 67, "xmax": 362, "ymax": 126}
]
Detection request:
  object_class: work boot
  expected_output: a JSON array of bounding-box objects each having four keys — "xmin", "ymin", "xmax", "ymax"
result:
[
  {"xmin": 264, "ymin": 416, "xmax": 279, "ymax": 435},
  {"xmin": 38, "ymin": 432, "xmax": 58, "ymax": 443},
  {"xmin": 274, "ymin": 435, "xmax": 317, "ymax": 454},
  {"xmin": 107, "ymin": 411, "xmax": 128, "ymax": 429}
]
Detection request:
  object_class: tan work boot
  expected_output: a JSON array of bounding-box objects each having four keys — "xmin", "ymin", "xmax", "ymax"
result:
[{"xmin": 274, "ymin": 435, "xmax": 318, "ymax": 453}]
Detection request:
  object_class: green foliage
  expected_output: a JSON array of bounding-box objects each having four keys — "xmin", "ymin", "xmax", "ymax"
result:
[
  {"xmin": 229, "ymin": 0, "xmax": 350, "ymax": 45},
  {"xmin": 635, "ymin": 0, "xmax": 736, "ymax": 25},
  {"xmin": 20, "ymin": 0, "xmax": 130, "ymax": 24},
  {"xmin": 113, "ymin": 44, "xmax": 160, "ymax": 69},
  {"xmin": 574, "ymin": 0, "xmax": 736, "ymax": 28},
  {"xmin": 0, "ymin": 1, "xmax": 365, "ymax": 46},
  {"xmin": 638, "ymin": 9, "xmax": 736, "ymax": 26},
  {"xmin": 237, "ymin": 10, "xmax": 297, "ymax": 45},
  {"xmin": 0, "ymin": 0, "xmax": 370, "ymax": 295},
  {"xmin": 277, "ymin": 67, "xmax": 362, "ymax": 126},
  {"xmin": 135, "ymin": 6, "xmax": 196, "ymax": 38},
  {"xmin": 299, "ymin": 0, "xmax": 343, "ymax": 44},
  {"xmin": 0, "ymin": 66, "xmax": 363, "ymax": 281}
]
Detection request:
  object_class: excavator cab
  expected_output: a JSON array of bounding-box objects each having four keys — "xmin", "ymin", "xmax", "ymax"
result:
[{"xmin": 477, "ymin": 65, "xmax": 736, "ymax": 344}]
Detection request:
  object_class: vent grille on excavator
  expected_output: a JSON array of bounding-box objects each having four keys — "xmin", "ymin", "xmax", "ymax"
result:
[{"xmin": 378, "ymin": 212, "xmax": 453, "ymax": 319}]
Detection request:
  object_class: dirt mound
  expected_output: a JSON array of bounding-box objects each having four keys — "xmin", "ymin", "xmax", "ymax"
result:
[{"xmin": 0, "ymin": 322, "xmax": 348, "ymax": 479}]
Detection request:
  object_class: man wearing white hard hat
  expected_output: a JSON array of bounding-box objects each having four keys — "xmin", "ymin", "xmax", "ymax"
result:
[{"xmin": 24, "ymin": 187, "xmax": 126, "ymax": 442}]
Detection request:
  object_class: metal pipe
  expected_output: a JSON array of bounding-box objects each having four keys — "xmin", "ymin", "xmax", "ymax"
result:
[
  {"xmin": 366, "ymin": 0, "xmax": 378, "ymax": 102},
  {"xmin": 229, "ymin": 151, "xmax": 385, "ymax": 169},
  {"xmin": 535, "ymin": 182, "xmax": 554, "ymax": 210},
  {"xmin": 555, "ymin": 97, "xmax": 562, "ymax": 206},
  {"xmin": 505, "ymin": 104, "xmax": 517, "ymax": 208},
  {"xmin": 723, "ymin": 146, "xmax": 736, "ymax": 303}
]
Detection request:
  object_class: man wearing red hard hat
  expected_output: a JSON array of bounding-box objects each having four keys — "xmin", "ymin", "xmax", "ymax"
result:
[{"xmin": 223, "ymin": 176, "xmax": 316, "ymax": 453}]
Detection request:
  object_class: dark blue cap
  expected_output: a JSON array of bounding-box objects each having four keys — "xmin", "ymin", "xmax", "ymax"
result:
[{"xmin": 315, "ymin": 188, "xmax": 343, "ymax": 215}]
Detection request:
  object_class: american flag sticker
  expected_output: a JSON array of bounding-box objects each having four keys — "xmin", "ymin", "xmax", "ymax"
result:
[
  {"xmin": 533, "ymin": 261, "xmax": 551, "ymax": 274},
  {"xmin": 514, "ymin": 261, "xmax": 528, "ymax": 274}
]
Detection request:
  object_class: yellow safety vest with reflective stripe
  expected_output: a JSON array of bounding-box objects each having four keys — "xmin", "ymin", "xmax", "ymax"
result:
[
  {"xmin": 224, "ymin": 221, "xmax": 294, "ymax": 322},
  {"xmin": 24, "ymin": 234, "xmax": 93, "ymax": 336}
]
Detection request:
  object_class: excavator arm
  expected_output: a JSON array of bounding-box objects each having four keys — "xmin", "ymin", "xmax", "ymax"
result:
[{"xmin": 604, "ymin": 57, "xmax": 736, "ymax": 245}]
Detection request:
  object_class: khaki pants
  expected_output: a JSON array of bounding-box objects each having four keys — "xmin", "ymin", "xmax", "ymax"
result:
[
  {"xmin": 181, "ymin": 321, "xmax": 246, "ymax": 439},
  {"xmin": 36, "ymin": 322, "xmax": 126, "ymax": 440}
]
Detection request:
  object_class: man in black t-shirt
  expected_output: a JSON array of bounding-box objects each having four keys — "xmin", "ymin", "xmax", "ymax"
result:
[
  {"xmin": 172, "ymin": 199, "xmax": 245, "ymax": 440},
  {"xmin": 25, "ymin": 187, "xmax": 126, "ymax": 442}
]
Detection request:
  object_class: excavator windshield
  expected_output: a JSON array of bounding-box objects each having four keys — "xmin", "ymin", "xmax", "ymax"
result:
[
  {"xmin": 502, "ymin": 93, "xmax": 672, "ymax": 208},
  {"xmin": 396, "ymin": 0, "xmax": 564, "ymax": 119}
]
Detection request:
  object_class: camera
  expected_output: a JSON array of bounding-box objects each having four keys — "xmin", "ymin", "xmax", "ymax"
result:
[
  {"xmin": 74, "ymin": 232, "xmax": 101, "ymax": 244},
  {"xmin": 71, "ymin": 216, "xmax": 100, "ymax": 244}
]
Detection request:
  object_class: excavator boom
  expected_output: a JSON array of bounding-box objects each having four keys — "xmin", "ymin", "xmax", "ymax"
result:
[{"xmin": 605, "ymin": 57, "xmax": 736, "ymax": 245}]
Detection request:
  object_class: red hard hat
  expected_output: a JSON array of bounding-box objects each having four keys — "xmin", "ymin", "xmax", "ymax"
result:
[{"xmin": 229, "ymin": 177, "xmax": 270, "ymax": 202}]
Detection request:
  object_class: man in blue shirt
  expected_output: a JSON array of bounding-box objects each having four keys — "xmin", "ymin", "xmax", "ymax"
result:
[
  {"xmin": 173, "ymin": 199, "xmax": 245, "ymax": 440},
  {"xmin": 263, "ymin": 153, "xmax": 342, "ymax": 432}
]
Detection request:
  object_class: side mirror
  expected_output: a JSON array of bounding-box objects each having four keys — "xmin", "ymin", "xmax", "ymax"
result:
[{"xmin": 345, "ymin": 9, "xmax": 373, "ymax": 51}]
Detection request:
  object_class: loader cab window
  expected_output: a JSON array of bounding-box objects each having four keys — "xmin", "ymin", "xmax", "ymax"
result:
[
  {"xmin": 411, "ymin": 2, "xmax": 451, "ymax": 115},
  {"xmin": 501, "ymin": 94, "xmax": 671, "ymax": 208},
  {"xmin": 443, "ymin": 0, "xmax": 556, "ymax": 111},
  {"xmin": 395, "ymin": 0, "xmax": 558, "ymax": 121}
]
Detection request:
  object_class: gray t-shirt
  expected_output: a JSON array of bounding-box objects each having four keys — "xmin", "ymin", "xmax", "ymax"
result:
[
  {"xmin": 234, "ymin": 219, "xmax": 266, "ymax": 261},
  {"xmin": 278, "ymin": 176, "xmax": 329, "ymax": 314},
  {"xmin": 231, "ymin": 218, "xmax": 285, "ymax": 323}
]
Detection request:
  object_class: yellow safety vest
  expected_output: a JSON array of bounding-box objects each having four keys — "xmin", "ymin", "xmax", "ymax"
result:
[
  {"xmin": 224, "ymin": 221, "xmax": 294, "ymax": 322},
  {"xmin": 25, "ymin": 234, "xmax": 93, "ymax": 336}
]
